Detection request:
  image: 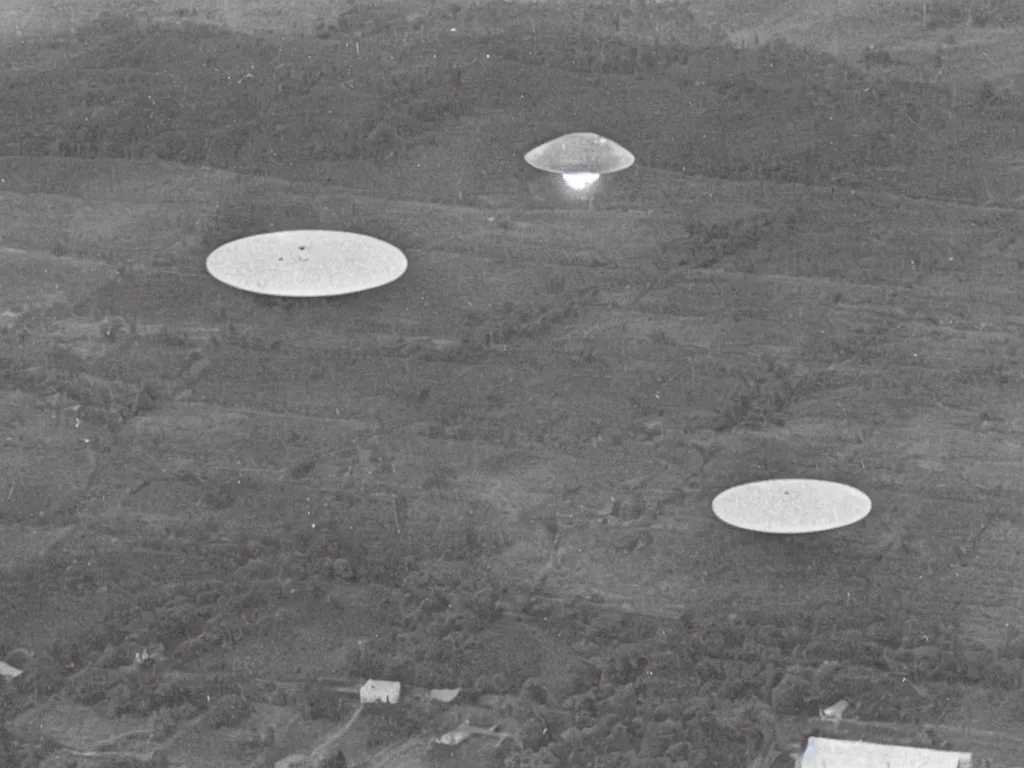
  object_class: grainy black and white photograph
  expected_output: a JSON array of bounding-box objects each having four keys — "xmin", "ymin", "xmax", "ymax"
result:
[{"xmin": 1, "ymin": 0, "xmax": 1024, "ymax": 765}]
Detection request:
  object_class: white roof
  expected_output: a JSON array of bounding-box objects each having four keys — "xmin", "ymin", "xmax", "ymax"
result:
[
  {"xmin": 429, "ymin": 688, "xmax": 461, "ymax": 703},
  {"xmin": 360, "ymin": 679, "xmax": 401, "ymax": 704},
  {"xmin": 802, "ymin": 737, "xmax": 971, "ymax": 768},
  {"xmin": 0, "ymin": 661, "xmax": 23, "ymax": 679}
]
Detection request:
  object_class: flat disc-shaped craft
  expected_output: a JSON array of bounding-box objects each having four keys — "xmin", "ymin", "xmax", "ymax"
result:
[
  {"xmin": 712, "ymin": 479, "xmax": 871, "ymax": 534},
  {"xmin": 206, "ymin": 230, "xmax": 407, "ymax": 298}
]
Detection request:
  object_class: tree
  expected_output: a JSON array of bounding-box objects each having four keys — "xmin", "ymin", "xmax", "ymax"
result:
[{"xmin": 770, "ymin": 673, "xmax": 811, "ymax": 715}]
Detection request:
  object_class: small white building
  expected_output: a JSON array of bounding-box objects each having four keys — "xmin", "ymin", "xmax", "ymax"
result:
[
  {"xmin": 0, "ymin": 661, "xmax": 23, "ymax": 680},
  {"xmin": 800, "ymin": 737, "xmax": 971, "ymax": 768},
  {"xmin": 359, "ymin": 679, "xmax": 401, "ymax": 704}
]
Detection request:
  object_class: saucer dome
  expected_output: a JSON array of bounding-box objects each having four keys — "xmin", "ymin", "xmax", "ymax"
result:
[{"xmin": 524, "ymin": 132, "xmax": 635, "ymax": 175}]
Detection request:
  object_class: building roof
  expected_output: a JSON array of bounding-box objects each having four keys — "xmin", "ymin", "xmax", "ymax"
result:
[
  {"xmin": 359, "ymin": 679, "xmax": 401, "ymax": 704},
  {"xmin": 801, "ymin": 737, "xmax": 972, "ymax": 768}
]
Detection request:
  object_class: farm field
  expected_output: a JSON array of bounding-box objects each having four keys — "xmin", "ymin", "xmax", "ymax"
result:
[{"xmin": 2, "ymin": 0, "xmax": 1024, "ymax": 766}]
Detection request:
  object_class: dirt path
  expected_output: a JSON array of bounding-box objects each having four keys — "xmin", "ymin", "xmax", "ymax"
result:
[{"xmin": 305, "ymin": 703, "xmax": 365, "ymax": 768}]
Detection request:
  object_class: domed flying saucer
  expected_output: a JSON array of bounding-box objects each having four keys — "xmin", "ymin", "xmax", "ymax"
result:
[
  {"xmin": 524, "ymin": 132, "xmax": 635, "ymax": 176},
  {"xmin": 206, "ymin": 230, "xmax": 407, "ymax": 298},
  {"xmin": 712, "ymin": 479, "xmax": 872, "ymax": 534}
]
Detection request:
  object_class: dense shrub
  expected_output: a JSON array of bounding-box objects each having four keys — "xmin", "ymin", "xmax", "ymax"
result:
[
  {"xmin": 152, "ymin": 674, "xmax": 213, "ymax": 709},
  {"xmin": 1006, "ymin": 688, "xmax": 1024, "ymax": 721},
  {"xmin": 205, "ymin": 693, "xmax": 252, "ymax": 729},
  {"xmin": 302, "ymin": 681, "xmax": 347, "ymax": 721},
  {"xmin": 770, "ymin": 672, "xmax": 811, "ymax": 714},
  {"xmin": 64, "ymin": 666, "xmax": 123, "ymax": 705},
  {"xmin": 153, "ymin": 599, "xmax": 204, "ymax": 647},
  {"xmin": 14, "ymin": 653, "xmax": 63, "ymax": 698},
  {"xmin": 153, "ymin": 702, "xmax": 201, "ymax": 740}
]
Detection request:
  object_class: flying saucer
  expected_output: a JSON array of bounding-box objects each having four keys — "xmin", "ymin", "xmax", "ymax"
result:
[
  {"xmin": 206, "ymin": 230, "xmax": 407, "ymax": 298},
  {"xmin": 523, "ymin": 133, "xmax": 635, "ymax": 208},
  {"xmin": 712, "ymin": 479, "xmax": 871, "ymax": 534},
  {"xmin": 524, "ymin": 132, "xmax": 635, "ymax": 176}
]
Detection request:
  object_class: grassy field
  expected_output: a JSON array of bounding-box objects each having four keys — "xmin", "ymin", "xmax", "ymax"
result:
[{"xmin": 2, "ymin": 0, "xmax": 1024, "ymax": 766}]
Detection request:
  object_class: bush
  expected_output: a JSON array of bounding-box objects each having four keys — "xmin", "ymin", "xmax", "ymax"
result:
[
  {"xmin": 769, "ymin": 672, "xmax": 811, "ymax": 715},
  {"xmin": 153, "ymin": 675, "xmax": 208, "ymax": 709},
  {"xmin": 321, "ymin": 749, "xmax": 348, "ymax": 768},
  {"xmin": 153, "ymin": 702, "xmax": 201, "ymax": 739},
  {"xmin": 862, "ymin": 46, "xmax": 893, "ymax": 66},
  {"xmin": 205, "ymin": 693, "xmax": 252, "ymax": 729},
  {"xmin": 15, "ymin": 653, "xmax": 63, "ymax": 698},
  {"xmin": 153, "ymin": 600, "xmax": 204, "ymax": 647},
  {"xmin": 64, "ymin": 666, "xmax": 123, "ymax": 705},
  {"xmin": 1006, "ymin": 689, "xmax": 1024, "ymax": 721},
  {"xmin": 986, "ymin": 658, "xmax": 1024, "ymax": 691},
  {"xmin": 302, "ymin": 681, "xmax": 346, "ymax": 720},
  {"xmin": 922, "ymin": 0, "xmax": 968, "ymax": 28},
  {"xmin": 520, "ymin": 678, "xmax": 550, "ymax": 705}
]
